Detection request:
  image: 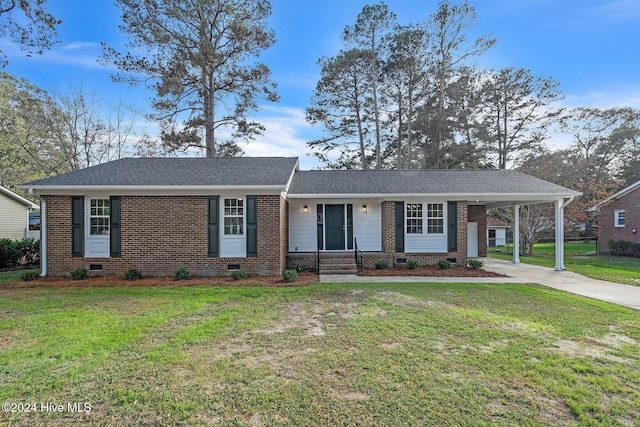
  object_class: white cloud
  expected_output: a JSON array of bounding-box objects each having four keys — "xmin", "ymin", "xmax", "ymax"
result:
[
  {"xmin": 61, "ymin": 42, "xmax": 101, "ymax": 50},
  {"xmin": 240, "ymin": 105, "xmax": 324, "ymax": 169},
  {"xmin": 593, "ymin": 0, "xmax": 640, "ymax": 19},
  {"xmin": 563, "ymin": 86, "xmax": 640, "ymax": 110}
]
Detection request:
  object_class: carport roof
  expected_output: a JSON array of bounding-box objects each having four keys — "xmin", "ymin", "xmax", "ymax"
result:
[{"xmin": 288, "ymin": 169, "xmax": 580, "ymax": 205}]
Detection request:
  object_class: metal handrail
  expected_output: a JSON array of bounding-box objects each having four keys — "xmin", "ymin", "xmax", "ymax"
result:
[
  {"xmin": 354, "ymin": 237, "xmax": 363, "ymax": 272},
  {"xmin": 315, "ymin": 247, "xmax": 320, "ymax": 274}
]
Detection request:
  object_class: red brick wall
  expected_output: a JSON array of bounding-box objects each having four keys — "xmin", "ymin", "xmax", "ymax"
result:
[
  {"xmin": 43, "ymin": 195, "xmax": 285, "ymax": 277},
  {"xmin": 598, "ymin": 187, "xmax": 640, "ymax": 253}
]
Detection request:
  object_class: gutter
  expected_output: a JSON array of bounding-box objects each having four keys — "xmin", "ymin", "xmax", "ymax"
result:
[
  {"xmin": 28, "ymin": 189, "xmax": 46, "ymax": 277},
  {"xmin": 562, "ymin": 195, "xmax": 575, "ymax": 209}
]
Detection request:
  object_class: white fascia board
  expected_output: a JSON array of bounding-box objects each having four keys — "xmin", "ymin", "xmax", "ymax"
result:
[
  {"xmin": 282, "ymin": 160, "xmax": 299, "ymax": 196},
  {"xmin": 287, "ymin": 192, "xmax": 580, "ymax": 201},
  {"xmin": 588, "ymin": 180, "xmax": 640, "ymax": 212},
  {"xmin": 21, "ymin": 185, "xmax": 286, "ymax": 196}
]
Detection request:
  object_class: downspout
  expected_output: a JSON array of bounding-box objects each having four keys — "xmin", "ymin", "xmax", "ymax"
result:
[{"xmin": 28, "ymin": 189, "xmax": 46, "ymax": 277}]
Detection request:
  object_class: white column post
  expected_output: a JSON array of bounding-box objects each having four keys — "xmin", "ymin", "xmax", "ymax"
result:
[
  {"xmin": 555, "ymin": 198, "xmax": 565, "ymax": 271},
  {"xmin": 513, "ymin": 204, "xmax": 520, "ymax": 264}
]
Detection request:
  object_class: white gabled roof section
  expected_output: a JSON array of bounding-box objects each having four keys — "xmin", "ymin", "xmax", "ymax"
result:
[{"xmin": 0, "ymin": 185, "xmax": 39, "ymax": 209}]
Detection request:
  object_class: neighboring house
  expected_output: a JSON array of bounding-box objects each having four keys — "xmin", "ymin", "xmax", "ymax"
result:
[
  {"xmin": 589, "ymin": 179, "xmax": 640, "ymax": 254},
  {"xmin": 486, "ymin": 217, "xmax": 509, "ymax": 247},
  {"xmin": 0, "ymin": 185, "xmax": 39, "ymax": 240},
  {"xmin": 19, "ymin": 157, "xmax": 580, "ymax": 277}
]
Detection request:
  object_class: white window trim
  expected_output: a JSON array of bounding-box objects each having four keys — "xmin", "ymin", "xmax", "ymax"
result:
[
  {"xmin": 405, "ymin": 203, "xmax": 423, "ymax": 234},
  {"xmin": 614, "ymin": 209, "xmax": 626, "ymax": 227},
  {"xmin": 426, "ymin": 203, "xmax": 445, "ymax": 235},
  {"xmin": 223, "ymin": 197, "xmax": 245, "ymax": 236}
]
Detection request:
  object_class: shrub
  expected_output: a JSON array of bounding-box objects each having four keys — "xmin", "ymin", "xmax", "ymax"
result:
[
  {"xmin": 294, "ymin": 263, "xmax": 308, "ymax": 273},
  {"xmin": 374, "ymin": 260, "xmax": 389, "ymax": 269},
  {"xmin": 283, "ymin": 269, "xmax": 298, "ymax": 283},
  {"xmin": 467, "ymin": 258, "xmax": 484, "ymax": 269},
  {"xmin": 174, "ymin": 268, "xmax": 191, "ymax": 281},
  {"xmin": 231, "ymin": 269, "xmax": 247, "ymax": 280},
  {"xmin": 14, "ymin": 238, "xmax": 40, "ymax": 264},
  {"xmin": 608, "ymin": 239, "xmax": 640, "ymax": 257},
  {"xmin": 0, "ymin": 239, "xmax": 20, "ymax": 268},
  {"xmin": 124, "ymin": 268, "xmax": 143, "ymax": 281},
  {"xmin": 438, "ymin": 259, "xmax": 451, "ymax": 270},
  {"xmin": 406, "ymin": 259, "xmax": 420, "ymax": 270},
  {"xmin": 19, "ymin": 270, "xmax": 40, "ymax": 282},
  {"xmin": 70, "ymin": 267, "xmax": 89, "ymax": 280}
]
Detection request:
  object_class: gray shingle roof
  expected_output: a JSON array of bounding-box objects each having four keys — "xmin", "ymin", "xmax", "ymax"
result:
[
  {"xmin": 24, "ymin": 157, "xmax": 299, "ymax": 187},
  {"xmin": 288, "ymin": 169, "xmax": 580, "ymax": 195}
]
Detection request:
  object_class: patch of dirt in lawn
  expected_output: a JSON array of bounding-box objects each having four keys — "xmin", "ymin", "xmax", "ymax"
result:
[
  {"xmin": 487, "ymin": 386, "xmax": 574, "ymax": 425},
  {"xmin": 553, "ymin": 333, "xmax": 638, "ymax": 363},
  {"xmin": 184, "ymin": 294, "xmax": 366, "ymax": 382},
  {"xmin": 0, "ymin": 272, "xmax": 320, "ymax": 289},
  {"xmin": 252, "ymin": 299, "xmax": 361, "ymax": 337},
  {"xmin": 374, "ymin": 291, "xmax": 436, "ymax": 309},
  {"xmin": 360, "ymin": 265, "xmax": 506, "ymax": 277}
]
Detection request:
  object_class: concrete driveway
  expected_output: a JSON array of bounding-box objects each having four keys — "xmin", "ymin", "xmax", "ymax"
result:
[{"xmin": 482, "ymin": 257, "xmax": 640, "ymax": 311}]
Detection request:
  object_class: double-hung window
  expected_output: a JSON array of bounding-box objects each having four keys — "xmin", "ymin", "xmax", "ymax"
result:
[
  {"xmin": 224, "ymin": 198, "xmax": 244, "ymax": 235},
  {"xmin": 406, "ymin": 203, "xmax": 423, "ymax": 234},
  {"xmin": 426, "ymin": 203, "xmax": 444, "ymax": 234},
  {"xmin": 89, "ymin": 199, "xmax": 110, "ymax": 235},
  {"xmin": 614, "ymin": 210, "xmax": 626, "ymax": 227}
]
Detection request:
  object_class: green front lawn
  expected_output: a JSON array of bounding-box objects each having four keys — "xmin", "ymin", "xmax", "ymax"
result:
[
  {"xmin": 1, "ymin": 283, "xmax": 639, "ymax": 425},
  {"xmin": 489, "ymin": 241, "xmax": 596, "ymax": 256},
  {"xmin": 0, "ymin": 269, "xmax": 39, "ymax": 285},
  {"xmin": 489, "ymin": 243, "xmax": 640, "ymax": 286}
]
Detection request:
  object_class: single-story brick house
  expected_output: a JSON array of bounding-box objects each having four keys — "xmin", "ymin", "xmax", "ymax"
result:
[
  {"xmin": 589, "ymin": 179, "xmax": 640, "ymax": 254},
  {"xmin": 0, "ymin": 185, "xmax": 39, "ymax": 240},
  {"xmin": 20, "ymin": 157, "xmax": 580, "ymax": 276}
]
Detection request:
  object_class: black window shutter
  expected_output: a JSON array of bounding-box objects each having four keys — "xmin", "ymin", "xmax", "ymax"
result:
[
  {"xmin": 208, "ymin": 196, "xmax": 219, "ymax": 257},
  {"xmin": 246, "ymin": 196, "xmax": 258, "ymax": 257},
  {"xmin": 110, "ymin": 196, "xmax": 121, "ymax": 257},
  {"xmin": 71, "ymin": 196, "xmax": 83, "ymax": 257},
  {"xmin": 394, "ymin": 202, "xmax": 404, "ymax": 253},
  {"xmin": 447, "ymin": 201, "xmax": 458, "ymax": 252}
]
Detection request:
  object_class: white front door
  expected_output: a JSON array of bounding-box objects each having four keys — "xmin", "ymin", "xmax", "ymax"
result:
[{"xmin": 467, "ymin": 222, "xmax": 478, "ymax": 258}]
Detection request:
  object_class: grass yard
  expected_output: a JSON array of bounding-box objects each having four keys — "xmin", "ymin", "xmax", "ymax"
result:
[
  {"xmin": 1, "ymin": 283, "xmax": 639, "ymax": 426},
  {"xmin": 489, "ymin": 242, "xmax": 596, "ymax": 256},
  {"xmin": 489, "ymin": 243, "xmax": 640, "ymax": 286},
  {"xmin": 0, "ymin": 270, "xmax": 39, "ymax": 285}
]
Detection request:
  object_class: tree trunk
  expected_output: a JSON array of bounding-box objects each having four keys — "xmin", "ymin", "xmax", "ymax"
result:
[{"xmin": 205, "ymin": 72, "xmax": 216, "ymax": 157}]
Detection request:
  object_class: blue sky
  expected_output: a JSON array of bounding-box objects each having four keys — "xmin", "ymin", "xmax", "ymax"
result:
[{"xmin": 2, "ymin": 0, "xmax": 639, "ymax": 169}]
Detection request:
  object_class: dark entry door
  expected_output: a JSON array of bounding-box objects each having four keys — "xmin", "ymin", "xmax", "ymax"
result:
[{"xmin": 325, "ymin": 204, "xmax": 345, "ymax": 250}]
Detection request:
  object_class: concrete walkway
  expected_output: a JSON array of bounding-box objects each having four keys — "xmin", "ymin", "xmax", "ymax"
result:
[{"xmin": 321, "ymin": 257, "xmax": 640, "ymax": 311}]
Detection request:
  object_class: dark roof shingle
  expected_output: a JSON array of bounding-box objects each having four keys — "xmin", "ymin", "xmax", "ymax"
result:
[
  {"xmin": 288, "ymin": 169, "xmax": 579, "ymax": 195},
  {"xmin": 25, "ymin": 157, "xmax": 299, "ymax": 187}
]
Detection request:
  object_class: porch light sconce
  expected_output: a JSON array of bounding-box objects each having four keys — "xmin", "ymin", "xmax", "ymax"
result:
[
  {"xmin": 303, "ymin": 205, "xmax": 309, "ymax": 213},
  {"xmin": 362, "ymin": 204, "xmax": 368, "ymax": 213}
]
